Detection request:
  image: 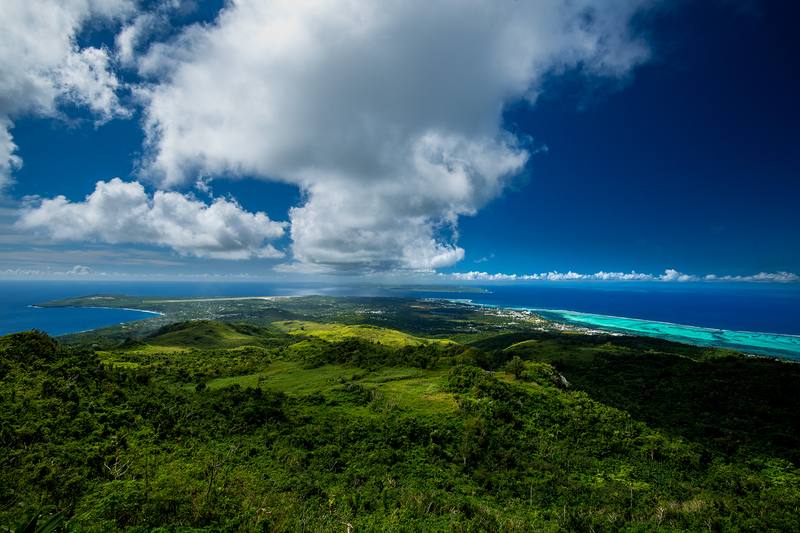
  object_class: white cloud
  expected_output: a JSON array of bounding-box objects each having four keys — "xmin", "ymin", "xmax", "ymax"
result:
[
  {"xmin": 704, "ymin": 271, "xmax": 799, "ymax": 283},
  {"xmin": 57, "ymin": 46, "xmax": 130, "ymax": 121},
  {"xmin": 452, "ymin": 270, "xmax": 655, "ymax": 281},
  {"xmin": 137, "ymin": 0, "xmax": 653, "ymax": 271},
  {"xmin": 660, "ymin": 268, "xmax": 696, "ymax": 282},
  {"xmin": 0, "ymin": 0, "xmax": 133, "ymax": 189},
  {"xmin": 116, "ymin": 13, "xmax": 158, "ymax": 66},
  {"xmin": 452, "ymin": 271, "xmax": 520, "ymax": 281},
  {"xmin": 16, "ymin": 178, "xmax": 286, "ymax": 259},
  {"xmin": 115, "ymin": 1, "xmax": 187, "ymax": 67},
  {"xmin": 450, "ymin": 269, "xmax": 800, "ymax": 283},
  {"xmin": 0, "ymin": 118, "xmax": 23, "ymax": 183},
  {"xmin": 66, "ymin": 264, "xmax": 91, "ymax": 275},
  {"xmin": 2, "ymin": 264, "xmax": 91, "ymax": 277}
]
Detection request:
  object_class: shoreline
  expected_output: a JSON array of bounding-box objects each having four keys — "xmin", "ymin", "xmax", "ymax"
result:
[
  {"xmin": 144, "ymin": 296, "xmax": 291, "ymax": 304},
  {"xmin": 78, "ymin": 305, "xmax": 165, "ymax": 316},
  {"xmin": 443, "ymin": 297, "xmax": 800, "ymax": 338},
  {"xmin": 24, "ymin": 294, "xmax": 800, "ymax": 360},
  {"xmin": 443, "ymin": 297, "xmax": 800, "ymax": 360},
  {"xmin": 29, "ymin": 304, "xmax": 165, "ymax": 316},
  {"xmin": 14, "ymin": 303, "xmax": 166, "ymax": 338}
]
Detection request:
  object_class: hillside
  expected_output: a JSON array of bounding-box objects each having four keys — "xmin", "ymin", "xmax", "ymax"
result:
[
  {"xmin": 2, "ymin": 321, "xmax": 800, "ymax": 531},
  {"xmin": 273, "ymin": 320, "xmax": 455, "ymax": 347},
  {"xmin": 144, "ymin": 321, "xmax": 286, "ymax": 350}
]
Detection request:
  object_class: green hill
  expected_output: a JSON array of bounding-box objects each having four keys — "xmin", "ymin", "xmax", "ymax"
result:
[
  {"xmin": 2, "ymin": 325, "xmax": 800, "ymax": 531},
  {"xmin": 274, "ymin": 320, "xmax": 454, "ymax": 347},
  {"xmin": 145, "ymin": 320, "xmax": 283, "ymax": 349}
]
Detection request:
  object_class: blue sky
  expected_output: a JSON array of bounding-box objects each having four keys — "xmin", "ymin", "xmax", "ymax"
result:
[{"xmin": 0, "ymin": 0, "xmax": 797, "ymax": 282}]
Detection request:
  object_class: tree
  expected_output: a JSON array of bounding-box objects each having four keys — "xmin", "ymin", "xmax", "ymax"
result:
[{"xmin": 506, "ymin": 356, "xmax": 525, "ymax": 379}]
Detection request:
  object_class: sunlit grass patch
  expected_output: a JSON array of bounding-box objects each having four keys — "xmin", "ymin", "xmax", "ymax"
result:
[
  {"xmin": 204, "ymin": 372, "xmax": 266, "ymax": 390},
  {"xmin": 259, "ymin": 361, "xmax": 361, "ymax": 394},
  {"xmin": 274, "ymin": 320, "xmax": 452, "ymax": 348},
  {"xmin": 102, "ymin": 360, "xmax": 142, "ymax": 369},
  {"xmin": 147, "ymin": 321, "xmax": 266, "ymax": 349},
  {"xmin": 99, "ymin": 344, "xmax": 191, "ymax": 356},
  {"xmin": 369, "ymin": 371, "xmax": 457, "ymax": 415},
  {"xmin": 201, "ymin": 359, "xmax": 456, "ymax": 415}
]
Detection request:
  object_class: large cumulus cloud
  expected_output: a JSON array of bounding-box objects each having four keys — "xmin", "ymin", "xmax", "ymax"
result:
[
  {"xmin": 17, "ymin": 178, "xmax": 286, "ymax": 259},
  {"xmin": 138, "ymin": 0, "xmax": 654, "ymax": 271},
  {"xmin": 0, "ymin": 0, "xmax": 134, "ymax": 189}
]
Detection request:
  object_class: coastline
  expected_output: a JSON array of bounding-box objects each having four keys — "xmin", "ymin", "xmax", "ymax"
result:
[
  {"xmin": 77, "ymin": 305, "xmax": 165, "ymax": 316},
  {"xmin": 16, "ymin": 304, "xmax": 165, "ymax": 337},
  {"xmin": 30, "ymin": 304, "xmax": 165, "ymax": 316},
  {"xmin": 445, "ymin": 298, "xmax": 800, "ymax": 360},
  {"xmin": 19, "ymin": 292, "xmax": 800, "ymax": 360},
  {"xmin": 538, "ymin": 308, "xmax": 800, "ymax": 338}
]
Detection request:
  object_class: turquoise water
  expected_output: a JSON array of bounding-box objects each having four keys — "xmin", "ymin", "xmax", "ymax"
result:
[
  {"xmin": 1, "ymin": 281, "xmax": 798, "ymax": 359},
  {"xmin": 537, "ymin": 310, "xmax": 800, "ymax": 360}
]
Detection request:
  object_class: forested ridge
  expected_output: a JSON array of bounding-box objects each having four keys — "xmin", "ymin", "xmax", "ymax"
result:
[{"xmin": 2, "ymin": 321, "xmax": 800, "ymax": 531}]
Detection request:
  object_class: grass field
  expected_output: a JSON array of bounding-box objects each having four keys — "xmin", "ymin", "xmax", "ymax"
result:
[
  {"xmin": 503, "ymin": 338, "xmax": 631, "ymax": 363},
  {"xmin": 147, "ymin": 320, "xmax": 266, "ymax": 348},
  {"xmin": 202, "ymin": 359, "xmax": 458, "ymax": 416},
  {"xmin": 98, "ymin": 344, "xmax": 190, "ymax": 357},
  {"xmin": 274, "ymin": 320, "xmax": 453, "ymax": 347}
]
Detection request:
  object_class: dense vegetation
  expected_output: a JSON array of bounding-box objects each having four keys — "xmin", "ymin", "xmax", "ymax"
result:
[{"xmin": 2, "ymin": 316, "xmax": 800, "ymax": 531}]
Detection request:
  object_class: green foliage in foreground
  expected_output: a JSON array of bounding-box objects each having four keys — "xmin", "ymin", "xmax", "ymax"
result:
[
  {"xmin": 2, "ymin": 327, "xmax": 800, "ymax": 531},
  {"xmin": 498, "ymin": 333, "xmax": 800, "ymax": 463}
]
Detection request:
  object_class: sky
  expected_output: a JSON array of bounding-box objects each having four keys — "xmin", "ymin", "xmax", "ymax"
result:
[{"xmin": 0, "ymin": 0, "xmax": 797, "ymax": 283}]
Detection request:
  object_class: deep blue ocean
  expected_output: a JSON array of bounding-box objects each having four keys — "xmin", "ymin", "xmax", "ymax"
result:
[
  {"xmin": 1, "ymin": 280, "xmax": 799, "ymax": 354},
  {"xmin": 455, "ymin": 283, "xmax": 800, "ymax": 335},
  {"xmin": 0, "ymin": 280, "xmax": 397, "ymax": 336}
]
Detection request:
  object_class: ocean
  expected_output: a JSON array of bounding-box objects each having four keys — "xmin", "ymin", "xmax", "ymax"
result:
[
  {"xmin": 1, "ymin": 280, "xmax": 798, "ymax": 358},
  {"xmin": 433, "ymin": 283, "xmax": 800, "ymax": 360},
  {"xmin": 0, "ymin": 280, "xmax": 389, "ymax": 336}
]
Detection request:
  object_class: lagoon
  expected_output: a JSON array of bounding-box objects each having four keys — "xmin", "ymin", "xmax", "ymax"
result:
[
  {"xmin": 537, "ymin": 309, "xmax": 800, "ymax": 360},
  {"xmin": 1, "ymin": 280, "xmax": 799, "ymax": 359}
]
